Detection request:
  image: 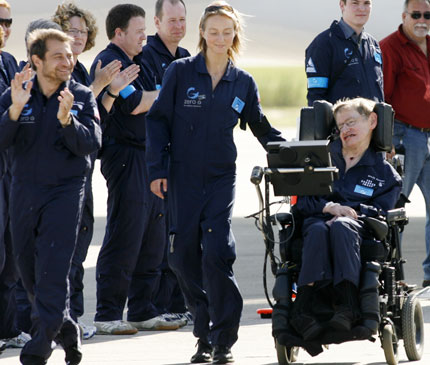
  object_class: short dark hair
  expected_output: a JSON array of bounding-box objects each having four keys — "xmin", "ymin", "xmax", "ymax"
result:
[
  {"xmin": 28, "ymin": 28, "xmax": 72, "ymax": 70},
  {"xmin": 404, "ymin": 0, "xmax": 430, "ymax": 12},
  {"xmin": 105, "ymin": 4, "xmax": 145, "ymax": 40},
  {"xmin": 155, "ymin": 0, "xmax": 186, "ymax": 19}
]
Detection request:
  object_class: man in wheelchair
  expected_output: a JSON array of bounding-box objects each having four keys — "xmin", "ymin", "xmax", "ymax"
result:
[{"xmin": 291, "ymin": 98, "xmax": 402, "ymax": 341}]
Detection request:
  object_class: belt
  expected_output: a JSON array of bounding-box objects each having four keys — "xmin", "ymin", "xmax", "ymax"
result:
[{"xmin": 397, "ymin": 120, "xmax": 430, "ymax": 133}]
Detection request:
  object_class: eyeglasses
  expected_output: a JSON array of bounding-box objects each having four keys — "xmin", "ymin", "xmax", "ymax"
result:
[
  {"xmin": 204, "ymin": 5, "xmax": 234, "ymax": 13},
  {"xmin": 67, "ymin": 28, "xmax": 88, "ymax": 36},
  {"xmin": 0, "ymin": 18, "xmax": 12, "ymax": 28},
  {"xmin": 406, "ymin": 11, "xmax": 430, "ymax": 20},
  {"xmin": 337, "ymin": 119, "xmax": 359, "ymax": 132}
]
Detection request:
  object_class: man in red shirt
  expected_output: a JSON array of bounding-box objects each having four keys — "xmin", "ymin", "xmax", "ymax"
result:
[{"xmin": 380, "ymin": 0, "xmax": 430, "ymax": 287}]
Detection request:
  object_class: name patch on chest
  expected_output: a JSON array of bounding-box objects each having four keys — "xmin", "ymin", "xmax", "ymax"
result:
[
  {"xmin": 231, "ymin": 97, "xmax": 245, "ymax": 113},
  {"xmin": 354, "ymin": 185, "xmax": 374, "ymax": 197}
]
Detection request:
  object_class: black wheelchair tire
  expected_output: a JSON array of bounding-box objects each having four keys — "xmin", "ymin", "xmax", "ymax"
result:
[
  {"xmin": 382, "ymin": 324, "xmax": 399, "ymax": 365},
  {"xmin": 275, "ymin": 339, "xmax": 298, "ymax": 364},
  {"xmin": 402, "ymin": 295, "xmax": 424, "ymax": 361}
]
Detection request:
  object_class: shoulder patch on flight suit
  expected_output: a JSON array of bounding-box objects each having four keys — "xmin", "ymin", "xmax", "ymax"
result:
[{"xmin": 306, "ymin": 58, "xmax": 317, "ymax": 73}]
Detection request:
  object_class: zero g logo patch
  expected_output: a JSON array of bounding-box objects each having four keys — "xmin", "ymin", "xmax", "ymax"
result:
[
  {"xmin": 21, "ymin": 104, "xmax": 32, "ymax": 116},
  {"xmin": 187, "ymin": 87, "xmax": 200, "ymax": 99},
  {"xmin": 344, "ymin": 48, "xmax": 353, "ymax": 58},
  {"xmin": 344, "ymin": 48, "xmax": 358, "ymax": 66},
  {"xmin": 184, "ymin": 87, "xmax": 206, "ymax": 108},
  {"xmin": 19, "ymin": 104, "xmax": 35, "ymax": 123}
]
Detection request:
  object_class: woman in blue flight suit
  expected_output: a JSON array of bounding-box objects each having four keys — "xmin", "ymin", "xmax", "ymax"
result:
[
  {"xmin": 292, "ymin": 98, "xmax": 402, "ymax": 341},
  {"xmin": 146, "ymin": 2, "xmax": 283, "ymax": 363}
]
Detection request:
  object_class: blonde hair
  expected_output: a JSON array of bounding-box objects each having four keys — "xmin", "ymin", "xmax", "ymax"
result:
[
  {"xmin": 198, "ymin": 1, "xmax": 244, "ymax": 62},
  {"xmin": 52, "ymin": 1, "xmax": 98, "ymax": 52},
  {"xmin": 0, "ymin": 27, "xmax": 4, "ymax": 49},
  {"xmin": 333, "ymin": 97, "xmax": 376, "ymax": 120},
  {"xmin": 0, "ymin": 0, "xmax": 10, "ymax": 10}
]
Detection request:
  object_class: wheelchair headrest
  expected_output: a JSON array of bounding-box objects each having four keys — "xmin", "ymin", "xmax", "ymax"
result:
[{"xmin": 299, "ymin": 100, "xmax": 394, "ymax": 152}]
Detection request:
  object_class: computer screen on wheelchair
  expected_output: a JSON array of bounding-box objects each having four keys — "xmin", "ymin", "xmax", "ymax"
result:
[{"xmin": 266, "ymin": 140, "xmax": 337, "ymax": 197}]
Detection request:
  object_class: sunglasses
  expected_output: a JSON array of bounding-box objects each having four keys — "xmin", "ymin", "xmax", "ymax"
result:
[
  {"xmin": 407, "ymin": 11, "xmax": 430, "ymax": 20},
  {"xmin": 0, "ymin": 18, "xmax": 12, "ymax": 28},
  {"xmin": 205, "ymin": 5, "xmax": 234, "ymax": 13}
]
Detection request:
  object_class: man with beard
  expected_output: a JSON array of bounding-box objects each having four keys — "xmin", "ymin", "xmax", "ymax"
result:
[
  {"xmin": 305, "ymin": 0, "xmax": 383, "ymax": 105},
  {"xmin": 380, "ymin": 0, "xmax": 430, "ymax": 288},
  {"xmin": 0, "ymin": 29, "xmax": 101, "ymax": 364}
]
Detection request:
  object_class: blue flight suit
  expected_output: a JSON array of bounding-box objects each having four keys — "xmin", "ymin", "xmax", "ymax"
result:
[
  {"xmin": 139, "ymin": 33, "xmax": 190, "ymax": 315},
  {"xmin": 305, "ymin": 19, "xmax": 384, "ymax": 105},
  {"xmin": 140, "ymin": 33, "xmax": 190, "ymax": 89},
  {"xmin": 296, "ymin": 139, "xmax": 402, "ymax": 287},
  {"xmin": 0, "ymin": 77, "xmax": 101, "ymax": 360},
  {"xmin": 68, "ymin": 60, "xmax": 97, "ymax": 321},
  {"xmin": 146, "ymin": 53, "xmax": 283, "ymax": 347},
  {"xmin": 0, "ymin": 51, "xmax": 20, "ymax": 340},
  {"xmin": 91, "ymin": 43, "xmax": 166, "ymax": 323}
]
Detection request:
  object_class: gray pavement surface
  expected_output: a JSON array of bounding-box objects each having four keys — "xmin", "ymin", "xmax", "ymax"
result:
[
  {"xmin": 2, "ymin": 128, "xmax": 430, "ymax": 364},
  {"xmin": 1, "ymin": 217, "xmax": 430, "ymax": 364}
]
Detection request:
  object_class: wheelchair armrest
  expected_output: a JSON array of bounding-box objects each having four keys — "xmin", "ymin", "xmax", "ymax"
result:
[
  {"xmin": 272, "ymin": 212, "xmax": 293, "ymax": 227},
  {"xmin": 385, "ymin": 208, "xmax": 407, "ymax": 224},
  {"xmin": 361, "ymin": 216, "xmax": 389, "ymax": 241}
]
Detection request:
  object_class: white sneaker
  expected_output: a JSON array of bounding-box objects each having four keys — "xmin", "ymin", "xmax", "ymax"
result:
[
  {"xmin": 161, "ymin": 313, "xmax": 187, "ymax": 327},
  {"xmin": 181, "ymin": 311, "xmax": 194, "ymax": 326},
  {"xmin": 5, "ymin": 332, "xmax": 31, "ymax": 348},
  {"xmin": 128, "ymin": 314, "xmax": 182, "ymax": 331},
  {"xmin": 93, "ymin": 320, "xmax": 138, "ymax": 335},
  {"xmin": 0, "ymin": 340, "xmax": 7, "ymax": 352},
  {"xmin": 78, "ymin": 319, "xmax": 97, "ymax": 340}
]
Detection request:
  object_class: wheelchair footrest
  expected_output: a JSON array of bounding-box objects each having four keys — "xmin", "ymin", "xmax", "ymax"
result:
[{"xmin": 275, "ymin": 325, "xmax": 373, "ymax": 357}]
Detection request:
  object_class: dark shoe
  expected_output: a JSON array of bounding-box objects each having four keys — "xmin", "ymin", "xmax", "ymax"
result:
[
  {"xmin": 190, "ymin": 340, "xmax": 213, "ymax": 363},
  {"xmin": 212, "ymin": 346, "xmax": 234, "ymax": 364},
  {"xmin": 290, "ymin": 313, "xmax": 323, "ymax": 341},
  {"xmin": 20, "ymin": 354, "xmax": 47, "ymax": 365},
  {"xmin": 329, "ymin": 307, "xmax": 355, "ymax": 331},
  {"xmin": 422, "ymin": 279, "xmax": 430, "ymax": 288},
  {"xmin": 65, "ymin": 342, "xmax": 82, "ymax": 365}
]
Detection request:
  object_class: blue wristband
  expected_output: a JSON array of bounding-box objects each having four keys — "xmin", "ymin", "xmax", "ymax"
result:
[{"xmin": 119, "ymin": 85, "xmax": 136, "ymax": 99}]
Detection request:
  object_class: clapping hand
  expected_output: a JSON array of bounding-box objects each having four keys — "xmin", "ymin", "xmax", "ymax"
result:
[
  {"xmin": 57, "ymin": 88, "xmax": 74, "ymax": 127},
  {"xmin": 9, "ymin": 67, "xmax": 33, "ymax": 121},
  {"xmin": 92, "ymin": 59, "xmax": 122, "ymax": 94},
  {"xmin": 108, "ymin": 63, "xmax": 140, "ymax": 95}
]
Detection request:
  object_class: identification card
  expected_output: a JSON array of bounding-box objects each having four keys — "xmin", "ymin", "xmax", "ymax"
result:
[
  {"xmin": 374, "ymin": 52, "xmax": 382, "ymax": 65},
  {"xmin": 232, "ymin": 97, "xmax": 245, "ymax": 113},
  {"xmin": 354, "ymin": 185, "xmax": 374, "ymax": 197}
]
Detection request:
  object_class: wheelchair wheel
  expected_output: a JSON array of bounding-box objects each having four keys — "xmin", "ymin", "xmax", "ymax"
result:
[
  {"xmin": 382, "ymin": 323, "xmax": 399, "ymax": 365},
  {"xmin": 402, "ymin": 295, "xmax": 424, "ymax": 361},
  {"xmin": 275, "ymin": 339, "xmax": 299, "ymax": 364}
]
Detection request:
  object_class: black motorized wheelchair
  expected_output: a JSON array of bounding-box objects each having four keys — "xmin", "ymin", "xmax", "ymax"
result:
[{"xmin": 249, "ymin": 101, "xmax": 425, "ymax": 365}]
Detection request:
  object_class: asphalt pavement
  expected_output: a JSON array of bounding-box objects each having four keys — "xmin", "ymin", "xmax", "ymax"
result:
[{"xmin": 2, "ymin": 127, "xmax": 430, "ymax": 364}]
